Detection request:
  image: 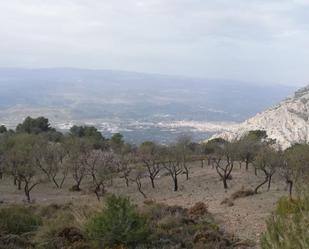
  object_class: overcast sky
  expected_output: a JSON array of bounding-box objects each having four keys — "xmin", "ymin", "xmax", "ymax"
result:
[{"xmin": 0, "ymin": 0, "xmax": 309, "ymax": 86}]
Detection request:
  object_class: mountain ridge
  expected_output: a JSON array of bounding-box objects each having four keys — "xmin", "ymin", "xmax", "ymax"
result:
[{"xmin": 212, "ymin": 84, "xmax": 309, "ymax": 148}]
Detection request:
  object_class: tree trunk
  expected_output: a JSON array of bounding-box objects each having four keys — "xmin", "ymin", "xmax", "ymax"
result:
[
  {"xmin": 52, "ymin": 177, "xmax": 60, "ymax": 188},
  {"xmin": 136, "ymin": 179, "xmax": 147, "ymax": 198},
  {"xmin": 245, "ymin": 161, "xmax": 249, "ymax": 171},
  {"xmin": 255, "ymin": 176, "xmax": 268, "ymax": 194},
  {"xmin": 18, "ymin": 180, "xmax": 22, "ymax": 190},
  {"xmin": 267, "ymin": 175, "xmax": 272, "ymax": 191},
  {"xmin": 254, "ymin": 167, "xmax": 258, "ymax": 176},
  {"xmin": 173, "ymin": 175, "xmax": 178, "ymax": 192},
  {"xmin": 287, "ymin": 180, "xmax": 293, "ymax": 199},
  {"xmin": 185, "ymin": 168, "xmax": 189, "ymax": 180},
  {"xmin": 150, "ymin": 177, "xmax": 155, "ymax": 189},
  {"xmin": 223, "ymin": 177, "xmax": 228, "ymax": 189},
  {"xmin": 125, "ymin": 176, "xmax": 129, "ymax": 187},
  {"xmin": 24, "ymin": 182, "xmax": 31, "ymax": 203},
  {"xmin": 201, "ymin": 160, "xmax": 204, "ymax": 168}
]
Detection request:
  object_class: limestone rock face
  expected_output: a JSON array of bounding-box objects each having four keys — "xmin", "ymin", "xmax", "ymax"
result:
[{"xmin": 213, "ymin": 85, "xmax": 309, "ymax": 149}]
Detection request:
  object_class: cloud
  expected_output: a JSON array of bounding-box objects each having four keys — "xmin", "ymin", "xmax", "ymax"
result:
[{"xmin": 0, "ymin": 0, "xmax": 308, "ymax": 85}]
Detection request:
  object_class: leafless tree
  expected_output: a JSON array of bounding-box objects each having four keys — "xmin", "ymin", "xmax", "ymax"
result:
[
  {"xmin": 67, "ymin": 138, "xmax": 90, "ymax": 191},
  {"xmin": 115, "ymin": 154, "xmax": 132, "ymax": 187},
  {"xmin": 213, "ymin": 141, "xmax": 236, "ymax": 189},
  {"xmin": 176, "ymin": 135, "xmax": 192, "ymax": 180},
  {"xmin": 130, "ymin": 166, "xmax": 147, "ymax": 198},
  {"xmin": 34, "ymin": 142, "xmax": 69, "ymax": 188},
  {"xmin": 161, "ymin": 146, "xmax": 184, "ymax": 192},
  {"xmin": 86, "ymin": 150, "xmax": 115, "ymax": 200},
  {"xmin": 139, "ymin": 142, "xmax": 161, "ymax": 188}
]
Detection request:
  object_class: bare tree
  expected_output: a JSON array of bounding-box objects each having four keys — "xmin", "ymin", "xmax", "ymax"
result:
[
  {"xmin": 115, "ymin": 154, "xmax": 132, "ymax": 187},
  {"xmin": 176, "ymin": 135, "xmax": 192, "ymax": 180},
  {"xmin": 4, "ymin": 134, "xmax": 44, "ymax": 202},
  {"xmin": 213, "ymin": 141, "xmax": 236, "ymax": 189},
  {"xmin": 162, "ymin": 146, "xmax": 183, "ymax": 192},
  {"xmin": 86, "ymin": 150, "xmax": 115, "ymax": 200},
  {"xmin": 139, "ymin": 141, "xmax": 161, "ymax": 188},
  {"xmin": 34, "ymin": 141, "xmax": 69, "ymax": 188},
  {"xmin": 67, "ymin": 138, "xmax": 90, "ymax": 191},
  {"xmin": 130, "ymin": 166, "xmax": 147, "ymax": 198}
]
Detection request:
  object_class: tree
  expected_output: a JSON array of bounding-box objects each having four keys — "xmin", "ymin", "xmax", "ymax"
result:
[
  {"xmin": 282, "ymin": 144, "xmax": 309, "ymax": 198},
  {"xmin": 131, "ymin": 166, "xmax": 147, "ymax": 198},
  {"xmin": 115, "ymin": 154, "xmax": 132, "ymax": 187},
  {"xmin": 69, "ymin": 125, "xmax": 107, "ymax": 149},
  {"xmin": 66, "ymin": 137, "xmax": 90, "ymax": 191},
  {"xmin": 203, "ymin": 138, "xmax": 226, "ymax": 167},
  {"xmin": 253, "ymin": 146, "xmax": 281, "ymax": 194},
  {"xmin": 110, "ymin": 133, "xmax": 124, "ymax": 153},
  {"xmin": 16, "ymin": 116, "xmax": 55, "ymax": 134},
  {"xmin": 33, "ymin": 139, "xmax": 69, "ymax": 188},
  {"xmin": 86, "ymin": 150, "xmax": 116, "ymax": 200},
  {"xmin": 237, "ymin": 130, "xmax": 267, "ymax": 171},
  {"xmin": 3, "ymin": 134, "xmax": 44, "ymax": 202},
  {"xmin": 212, "ymin": 141, "xmax": 237, "ymax": 189},
  {"xmin": 176, "ymin": 135, "xmax": 192, "ymax": 180},
  {"xmin": 139, "ymin": 141, "xmax": 161, "ymax": 188},
  {"xmin": 161, "ymin": 146, "xmax": 184, "ymax": 192},
  {"xmin": 0, "ymin": 125, "xmax": 7, "ymax": 134},
  {"xmin": 86, "ymin": 195, "xmax": 149, "ymax": 248}
]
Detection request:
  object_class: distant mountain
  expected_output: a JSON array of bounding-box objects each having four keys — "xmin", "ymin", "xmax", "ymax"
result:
[
  {"xmin": 0, "ymin": 68, "xmax": 296, "ymax": 143},
  {"xmin": 213, "ymin": 85, "xmax": 309, "ymax": 149}
]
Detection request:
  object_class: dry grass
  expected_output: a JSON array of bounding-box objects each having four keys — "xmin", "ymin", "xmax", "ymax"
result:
[{"xmin": 0, "ymin": 161, "xmax": 288, "ymax": 247}]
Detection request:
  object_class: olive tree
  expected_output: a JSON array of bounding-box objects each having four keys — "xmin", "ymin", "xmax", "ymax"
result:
[
  {"xmin": 282, "ymin": 144, "xmax": 309, "ymax": 198},
  {"xmin": 253, "ymin": 146, "xmax": 282, "ymax": 194}
]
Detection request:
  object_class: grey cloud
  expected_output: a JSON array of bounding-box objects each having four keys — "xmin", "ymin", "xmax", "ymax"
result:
[{"xmin": 0, "ymin": 0, "xmax": 308, "ymax": 85}]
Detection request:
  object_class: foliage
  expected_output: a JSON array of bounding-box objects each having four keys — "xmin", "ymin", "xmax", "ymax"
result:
[
  {"xmin": 261, "ymin": 196, "xmax": 309, "ymax": 249},
  {"xmin": 0, "ymin": 125, "xmax": 7, "ymax": 134},
  {"xmin": 0, "ymin": 206, "xmax": 42, "ymax": 235},
  {"xmin": 86, "ymin": 195, "xmax": 150, "ymax": 248},
  {"xmin": 16, "ymin": 116, "xmax": 55, "ymax": 135}
]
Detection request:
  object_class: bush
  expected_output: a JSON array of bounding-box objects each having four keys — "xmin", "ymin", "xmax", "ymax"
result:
[
  {"xmin": 261, "ymin": 197, "xmax": 309, "ymax": 249},
  {"xmin": 0, "ymin": 206, "xmax": 42, "ymax": 235},
  {"xmin": 86, "ymin": 195, "xmax": 150, "ymax": 248}
]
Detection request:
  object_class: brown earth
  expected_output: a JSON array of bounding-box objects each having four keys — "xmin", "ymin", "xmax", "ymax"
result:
[{"xmin": 0, "ymin": 161, "xmax": 288, "ymax": 248}]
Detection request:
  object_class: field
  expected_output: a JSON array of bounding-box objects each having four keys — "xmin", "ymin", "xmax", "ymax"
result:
[{"xmin": 0, "ymin": 161, "xmax": 288, "ymax": 248}]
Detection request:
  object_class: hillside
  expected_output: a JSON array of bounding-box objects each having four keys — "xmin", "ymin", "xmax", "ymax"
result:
[
  {"xmin": 0, "ymin": 68, "xmax": 294, "ymax": 143},
  {"xmin": 213, "ymin": 85, "xmax": 309, "ymax": 148}
]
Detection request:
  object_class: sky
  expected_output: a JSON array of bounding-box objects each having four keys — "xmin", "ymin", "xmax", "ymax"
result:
[{"xmin": 0, "ymin": 0, "xmax": 309, "ymax": 86}]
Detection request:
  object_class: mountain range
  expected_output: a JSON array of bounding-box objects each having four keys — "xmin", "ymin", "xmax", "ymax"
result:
[{"xmin": 0, "ymin": 68, "xmax": 296, "ymax": 143}]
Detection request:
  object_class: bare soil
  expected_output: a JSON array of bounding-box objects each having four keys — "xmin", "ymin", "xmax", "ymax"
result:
[{"xmin": 0, "ymin": 162, "xmax": 288, "ymax": 248}]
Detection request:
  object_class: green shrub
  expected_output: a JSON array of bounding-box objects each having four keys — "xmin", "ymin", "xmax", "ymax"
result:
[
  {"xmin": 86, "ymin": 195, "xmax": 150, "ymax": 248},
  {"xmin": 0, "ymin": 206, "xmax": 42, "ymax": 235},
  {"xmin": 261, "ymin": 197, "xmax": 309, "ymax": 249}
]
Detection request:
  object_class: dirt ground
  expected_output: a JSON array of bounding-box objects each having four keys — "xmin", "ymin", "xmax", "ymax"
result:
[{"xmin": 0, "ymin": 161, "xmax": 288, "ymax": 248}]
